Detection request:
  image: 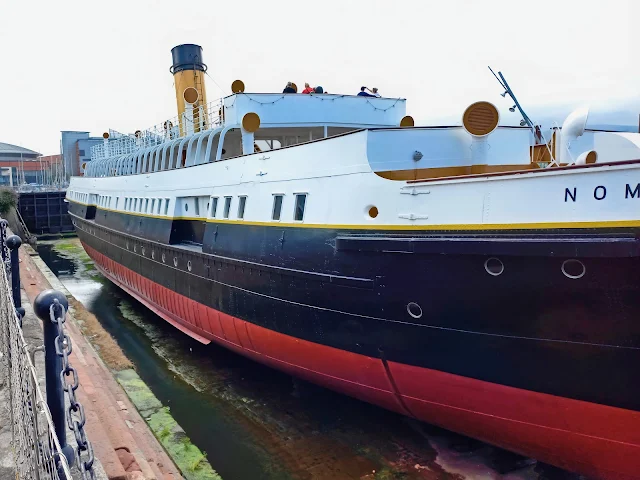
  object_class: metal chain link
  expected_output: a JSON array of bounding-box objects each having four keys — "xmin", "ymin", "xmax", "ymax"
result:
[{"xmin": 49, "ymin": 299, "xmax": 96, "ymax": 480}]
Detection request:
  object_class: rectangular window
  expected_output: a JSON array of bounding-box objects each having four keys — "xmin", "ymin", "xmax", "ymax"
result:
[
  {"xmin": 115, "ymin": 197, "xmax": 119, "ymax": 209},
  {"xmin": 237, "ymin": 196, "xmax": 247, "ymax": 219},
  {"xmin": 223, "ymin": 197, "xmax": 232, "ymax": 219},
  {"xmin": 164, "ymin": 198, "xmax": 170, "ymax": 216},
  {"xmin": 194, "ymin": 198, "xmax": 200, "ymax": 216},
  {"xmin": 78, "ymin": 149, "xmax": 85, "ymax": 156},
  {"xmin": 157, "ymin": 199, "xmax": 162, "ymax": 214},
  {"xmin": 272, "ymin": 195, "xmax": 283, "ymax": 221},
  {"xmin": 151, "ymin": 199, "xmax": 155, "ymax": 214},
  {"xmin": 294, "ymin": 194, "xmax": 307, "ymax": 221},
  {"xmin": 210, "ymin": 197, "xmax": 218, "ymax": 218},
  {"xmin": 133, "ymin": 198, "xmax": 138, "ymax": 211},
  {"xmin": 145, "ymin": 198, "xmax": 149, "ymax": 213}
]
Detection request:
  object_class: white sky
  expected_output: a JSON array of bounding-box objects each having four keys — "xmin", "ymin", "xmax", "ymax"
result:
[{"xmin": 0, "ymin": 0, "xmax": 638, "ymax": 155}]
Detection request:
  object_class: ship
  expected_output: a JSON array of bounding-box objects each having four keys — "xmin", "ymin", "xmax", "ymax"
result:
[{"xmin": 67, "ymin": 44, "xmax": 640, "ymax": 479}]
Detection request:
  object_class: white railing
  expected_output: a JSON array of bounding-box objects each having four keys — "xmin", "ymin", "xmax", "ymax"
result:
[{"xmin": 91, "ymin": 99, "xmax": 224, "ymax": 161}]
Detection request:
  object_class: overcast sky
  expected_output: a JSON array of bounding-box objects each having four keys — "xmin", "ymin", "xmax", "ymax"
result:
[{"xmin": 0, "ymin": 0, "xmax": 638, "ymax": 155}]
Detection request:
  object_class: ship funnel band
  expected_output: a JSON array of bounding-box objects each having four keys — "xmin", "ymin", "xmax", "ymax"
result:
[{"xmin": 170, "ymin": 44, "xmax": 207, "ymax": 74}]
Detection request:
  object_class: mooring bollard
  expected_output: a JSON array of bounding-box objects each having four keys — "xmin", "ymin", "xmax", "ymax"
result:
[
  {"xmin": 5, "ymin": 234, "xmax": 24, "ymax": 324},
  {"xmin": 33, "ymin": 289, "xmax": 75, "ymax": 466}
]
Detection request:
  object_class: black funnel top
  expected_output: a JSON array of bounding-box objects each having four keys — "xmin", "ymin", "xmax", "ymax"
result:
[{"xmin": 170, "ymin": 44, "xmax": 207, "ymax": 74}]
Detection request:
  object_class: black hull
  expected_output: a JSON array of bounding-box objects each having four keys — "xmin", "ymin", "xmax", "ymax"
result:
[{"xmin": 68, "ymin": 201, "xmax": 640, "ymax": 412}]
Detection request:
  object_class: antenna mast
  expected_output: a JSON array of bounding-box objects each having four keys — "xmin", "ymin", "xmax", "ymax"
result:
[{"xmin": 488, "ymin": 66, "xmax": 556, "ymax": 165}]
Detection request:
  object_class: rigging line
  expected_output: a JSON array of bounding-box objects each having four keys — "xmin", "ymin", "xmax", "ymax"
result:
[
  {"xmin": 488, "ymin": 66, "xmax": 506, "ymax": 89},
  {"xmin": 205, "ymin": 70, "xmax": 228, "ymax": 96}
]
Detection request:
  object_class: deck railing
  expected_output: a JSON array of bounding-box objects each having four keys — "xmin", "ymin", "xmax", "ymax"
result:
[{"xmin": 91, "ymin": 98, "xmax": 223, "ymax": 161}]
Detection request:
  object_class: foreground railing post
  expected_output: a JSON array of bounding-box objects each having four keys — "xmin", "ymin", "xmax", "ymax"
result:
[
  {"xmin": 33, "ymin": 289, "xmax": 75, "ymax": 467},
  {"xmin": 5, "ymin": 235, "xmax": 25, "ymax": 324}
]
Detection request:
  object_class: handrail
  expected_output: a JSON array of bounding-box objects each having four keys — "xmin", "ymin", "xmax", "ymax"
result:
[{"xmin": 91, "ymin": 99, "xmax": 223, "ymax": 161}]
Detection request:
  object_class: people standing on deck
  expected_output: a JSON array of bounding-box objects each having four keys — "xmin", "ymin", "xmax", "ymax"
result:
[
  {"xmin": 314, "ymin": 86, "xmax": 324, "ymax": 93},
  {"xmin": 283, "ymin": 82, "xmax": 296, "ymax": 93},
  {"xmin": 357, "ymin": 86, "xmax": 374, "ymax": 97},
  {"xmin": 370, "ymin": 87, "xmax": 380, "ymax": 98},
  {"xmin": 302, "ymin": 83, "xmax": 314, "ymax": 94}
]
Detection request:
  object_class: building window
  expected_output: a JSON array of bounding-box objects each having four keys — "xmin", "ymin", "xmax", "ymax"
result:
[
  {"xmin": 79, "ymin": 150, "xmax": 85, "ymax": 156},
  {"xmin": 223, "ymin": 197, "xmax": 232, "ymax": 219},
  {"xmin": 272, "ymin": 195, "xmax": 283, "ymax": 221},
  {"xmin": 294, "ymin": 194, "xmax": 307, "ymax": 221},
  {"xmin": 210, "ymin": 197, "xmax": 218, "ymax": 218},
  {"xmin": 237, "ymin": 196, "xmax": 247, "ymax": 219}
]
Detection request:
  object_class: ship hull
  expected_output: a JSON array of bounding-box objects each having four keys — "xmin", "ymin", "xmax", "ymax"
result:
[{"xmin": 70, "ymin": 208, "xmax": 640, "ymax": 480}]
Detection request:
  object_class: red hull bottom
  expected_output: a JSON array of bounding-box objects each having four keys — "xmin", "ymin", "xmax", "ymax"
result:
[{"xmin": 84, "ymin": 243, "xmax": 640, "ymax": 479}]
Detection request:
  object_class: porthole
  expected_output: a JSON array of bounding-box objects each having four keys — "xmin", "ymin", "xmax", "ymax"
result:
[
  {"xmin": 185, "ymin": 203, "xmax": 189, "ymax": 212},
  {"xmin": 484, "ymin": 257, "xmax": 504, "ymax": 276},
  {"xmin": 187, "ymin": 260, "xmax": 192, "ymax": 272},
  {"xmin": 173, "ymin": 257, "xmax": 178, "ymax": 267},
  {"xmin": 368, "ymin": 206, "xmax": 379, "ymax": 219},
  {"xmin": 562, "ymin": 259, "xmax": 586, "ymax": 279},
  {"xmin": 407, "ymin": 302, "xmax": 423, "ymax": 319},
  {"xmin": 161, "ymin": 253, "xmax": 166, "ymax": 263}
]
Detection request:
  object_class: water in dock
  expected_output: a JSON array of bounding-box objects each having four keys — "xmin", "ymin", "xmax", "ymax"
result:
[{"xmin": 37, "ymin": 238, "xmax": 579, "ymax": 480}]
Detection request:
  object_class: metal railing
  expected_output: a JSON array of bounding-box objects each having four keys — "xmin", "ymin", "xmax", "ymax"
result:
[
  {"xmin": 0, "ymin": 219, "xmax": 95, "ymax": 479},
  {"xmin": 0, "ymin": 228, "xmax": 72, "ymax": 479},
  {"xmin": 91, "ymin": 98, "xmax": 223, "ymax": 161}
]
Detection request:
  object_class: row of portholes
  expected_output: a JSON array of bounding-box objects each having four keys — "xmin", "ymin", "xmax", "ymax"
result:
[
  {"xmin": 406, "ymin": 258, "xmax": 587, "ymax": 320},
  {"xmin": 126, "ymin": 240, "xmax": 193, "ymax": 272},
  {"xmin": 483, "ymin": 257, "xmax": 586, "ymax": 280}
]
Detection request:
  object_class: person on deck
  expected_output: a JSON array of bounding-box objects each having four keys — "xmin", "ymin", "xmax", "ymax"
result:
[
  {"xmin": 302, "ymin": 83, "xmax": 315, "ymax": 94},
  {"xmin": 370, "ymin": 87, "xmax": 381, "ymax": 98},
  {"xmin": 357, "ymin": 86, "xmax": 373, "ymax": 97},
  {"xmin": 283, "ymin": 82, "xmax": 296, "ymax": 93},
  {"xmin": 314, "ymin": 86, "xmax": 324, "ymax": 93}
]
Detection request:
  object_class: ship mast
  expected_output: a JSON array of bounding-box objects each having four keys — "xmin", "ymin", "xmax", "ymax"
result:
[{"xmin": 488, "ymin": 67, "xmax": 556, "ymax": 165}]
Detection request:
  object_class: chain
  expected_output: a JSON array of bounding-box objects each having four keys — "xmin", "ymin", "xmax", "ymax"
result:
[{"xmin": 49, "ymin": 299, "xmax": 96, "ymax": 480}]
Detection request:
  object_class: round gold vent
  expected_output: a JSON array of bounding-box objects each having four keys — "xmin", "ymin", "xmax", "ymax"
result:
[
  {"xmin": 242, "ymin": 112, "xmax": 261, "ymax": 132},
  {"xmin": 462, "ymin": 101, "xmax": 499, "ymax": 136},
  {"xmin": 231, "ymin": 79, "xmax": 245, "ymax": 93},
  {"xmin": 183, "ymin": 87, "xmax": 199, "ymax": 104},
  {"xmin": 400, "ymin": 115, "xmax": 414, "ymax": 127}
]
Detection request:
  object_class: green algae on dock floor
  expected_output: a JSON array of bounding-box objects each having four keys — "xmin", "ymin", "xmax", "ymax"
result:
[{"xmin": 116, "ymin": 369, "xmax": 222, "ymax": 480}]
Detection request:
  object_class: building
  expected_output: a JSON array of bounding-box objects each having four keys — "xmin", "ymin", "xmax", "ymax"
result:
[
  {"xmin": 0, "ymin": 142, "xmax": 41, "ymax": 186},
  {"xmin": 61, "ymin": 131, "xmax": 103, "ymax": 178}
]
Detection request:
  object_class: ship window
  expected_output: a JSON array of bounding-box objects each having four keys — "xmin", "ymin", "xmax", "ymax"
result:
[
  {"xmin": 194, "ymin": 198, "xmax": 199, "ymax": 216},
  {"xmin": 151, "ymin": 199, "xmax": 155, "ymax": 214},
  {"xmin": 272, "ymin": 195, "xmax": 283, "ymax": 221},
  {"xmin": 133, "ymin": 198, "xmax": 138, "ymax": 211},
  {"xmin": 210, "ymin": 197, "xmax": 218, "ymax": 217},
  {"xmin": 294, "ymin": 194, "xmax": 307, "ymax": 221},
  {"xmin": 115, "ymin": 197, "xmax": 119, "ymax": 209},
  {"xmin": 237, "ymin": 196, "xmax": 247, "ymax": 219},
  {"xmin": 223, "ymin": 197, "xmax": 232, "ymax": 219},
  {"xmin": 145, "ymin": 198, "xmax": 149, "ymax": 213},
  {"xmin": 164, "ymin": 198, "xmax": 170, "ymax": 216},
  {"xmin": 185, "ymin": 203, "xmax": 188, "ymax": 212},
  {"xmin": 157, "ymin": 199, "xmax": 162, "ymax": 215}
]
